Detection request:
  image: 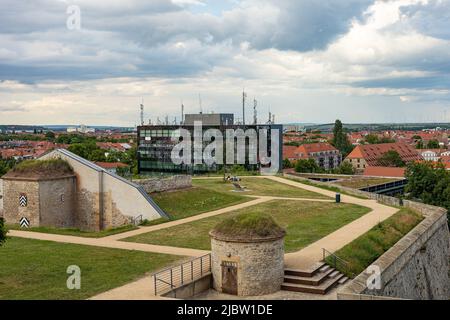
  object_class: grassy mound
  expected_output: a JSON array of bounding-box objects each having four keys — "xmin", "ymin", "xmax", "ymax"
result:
[
  {"xmin": 211, "ymin": 212, "xmax": 285, "ymax": 241},
  {"xmin": 5, "ymin": 159, "xmax": 73, "ymax": 178}
]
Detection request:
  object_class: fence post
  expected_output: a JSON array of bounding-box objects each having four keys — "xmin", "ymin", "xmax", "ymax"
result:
[
  {"xmin": 191, "ymin": 260, "xmax": 194, "ymax": 281},
  {"xmin": 200, "ymin": 257, "xmax": 203, "ymax": 276},
  {"xmin": 181, "ymin": 264, "xmax": 184, "ymax": 285},
  {"xmin": 170, "ymin": 269, "xmax": 173, "ymax": 288}
]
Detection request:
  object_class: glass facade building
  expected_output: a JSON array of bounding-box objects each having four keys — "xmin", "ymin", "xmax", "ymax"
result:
[{"xmin": 137, "ymin": 124, "xmax": 283, "ymax": 174}]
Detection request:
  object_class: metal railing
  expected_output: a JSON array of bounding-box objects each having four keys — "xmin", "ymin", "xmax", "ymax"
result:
[
  {"xmin": 152, "ymin": 254, "xmax": 212, "ymax": 295},
  {"xmin": 322, "ymin": 248, "xmax": 355, "ymax": 279},
  {"xmin": 131, "ymin": 214, "xmax": 143, "ymax": 226}
]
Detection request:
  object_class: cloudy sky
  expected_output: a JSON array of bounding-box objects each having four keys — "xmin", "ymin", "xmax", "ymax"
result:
[{"xmin": 0, "ymin": 0, "xmax": 449, "ymax": 126}]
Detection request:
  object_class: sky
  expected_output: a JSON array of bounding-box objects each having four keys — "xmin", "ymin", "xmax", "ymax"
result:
[{"xmin": 0, "ymin": 0, "xmax": 450, "ymax": 126}]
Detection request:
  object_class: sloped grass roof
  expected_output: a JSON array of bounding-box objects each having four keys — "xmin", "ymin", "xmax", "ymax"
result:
[
  {"xmin": 4, "ymin": 159, "xmax": 73, "ymax": 179},
  {"xmin": 210, "ymin": 212, "xmax": 286, "ymax": 242}
]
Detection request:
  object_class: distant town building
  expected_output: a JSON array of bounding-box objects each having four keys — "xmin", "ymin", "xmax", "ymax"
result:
[
  {"xmin": 420, "ymin": 149, "xmax": 450, "ymax": 162},
  {"xmin": 94, "ymin": 162, "xmax": 129, "ymax": 174},
  {"xmin": 345, "ymin": 142, "xmax": 422, "ymax": 173},
  {"xmin": 282, "ymin": 142, "xmax": 342, "ymax": 170},
  {"xmin": 67, "ymin": 124, "xmax": 95, "ymax": 134}
]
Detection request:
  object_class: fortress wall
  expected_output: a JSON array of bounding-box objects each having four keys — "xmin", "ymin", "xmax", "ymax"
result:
[
  {"xmin": 134, "ymin": 175, "xmax": 192, "ymax": 194},
  {"xmin": 284, "ymin": 173, "xmax": 450, "ymax": 300}
]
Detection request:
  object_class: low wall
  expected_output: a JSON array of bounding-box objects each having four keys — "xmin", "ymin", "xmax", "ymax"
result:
[
  {"xmin": 338, "ymin": 204, "xmax": 449, "ymax": 300},
  {"xmin": 284, "ymin": 173, "xmax": 450, "ymax": 300},
  {"xmin": 162, "ymin": 274, "xmax": 212, "ymax": 299},
  {"xmin": 0, "ymin": 179, "xmax": 3, "ymax": 217},
  {"xmin": 135, "ymin": 175, "xmax": 192, "ymax": 193}
]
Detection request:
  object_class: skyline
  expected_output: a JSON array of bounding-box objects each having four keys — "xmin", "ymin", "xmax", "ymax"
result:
[{"xmin": 1, "ymin": 0, "xmax": 450, "ymax": 126}]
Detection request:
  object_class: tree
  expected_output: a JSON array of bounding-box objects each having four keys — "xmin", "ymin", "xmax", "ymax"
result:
[
  {"xmin": 405, "ymin": 162, "xmax": 450, "ymax": 224},
  {"xmin": 283, "ymin": 158, "xmax": 293, "ymax": 169},
  {"xmin": 0, "ymin": 218, "xmax": 7, "ymax": 246},
  {"xmin": 364, "ymin": 134, "xmax": 379, "ymax": 144},
  {"xmin": 332, "ymin": 120, "xmax": 353, "ymax": 157},
  {"xmin": 295, "ymin": 159, "xmax": 322, "ymax": 173},
  {"xmin": 45, "ymin": 131, "xmax": 55, "ymax": 140},
  {"xmin": 416, "ymin": 140, "xmax": 425, "ymax": 149},
  {"xmin": 332, "ymin": 161, "xmax": 355, "ymax": 175},
  {"xmin": 427, "ymin": 139, "xmax": 440, "ymax": 149},
  {"xmin": 378, "ymin": 150, "xmax": 405, "ymax": 167}
]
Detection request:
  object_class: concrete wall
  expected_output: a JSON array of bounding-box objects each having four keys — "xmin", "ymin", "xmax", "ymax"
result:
[
  {"xmin": 134, "ymin": 175, "xmax": 192, "ymax": 193},
  {"xmin": 163, "ymin": 274, "xmax": 212, "ymax": 299},
  {"xmin": 210, "ymin": 237, "xmax": 284, "ymax": 296}
]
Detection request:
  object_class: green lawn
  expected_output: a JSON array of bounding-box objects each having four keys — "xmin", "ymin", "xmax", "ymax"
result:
[
  {"xmin": 150, "ymin": 186, "xmax": 250, "ymax": 222},
  {"xmin": 0, "ymin": 237, "xmax": 183, "ymax": 300},
  {"xmin": 326, "ymin": 208, "xmax": 423, "ymax": 277},
  {"xmin": 193, "ymin": 177, "xmax": 331, "ymax": 199},
  {"xmin": 6, "ymin": 224, "xmax": 138, "ymax": 238},
  {"xmin": 124, "ymin": 200, "xmax": 371, "ymax": 253},
  {"xmin": 283, "ymin": 175, "xmax": 369, "ymax": 199}
]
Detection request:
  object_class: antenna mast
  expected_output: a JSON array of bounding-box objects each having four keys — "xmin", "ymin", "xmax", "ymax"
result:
[
  {"xmin": 181, "ymin": 102, "xmax": 185, "ymax": 125},
  {"xmin": 140, "ymin": 98, "xmax": 144, "ymax": 126},
  {"xmin": 199, "ymin": 94, "xmax": 203, "ymax": 114},
  {"xmin": 242, "ymin": 89, "xmax": 247, "ymax": 125},
  {"xmin": 253, "ymin": 98, "xmax": 258, "ymax": 125}
]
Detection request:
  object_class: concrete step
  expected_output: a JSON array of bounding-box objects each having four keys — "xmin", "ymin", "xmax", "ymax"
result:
[
  {"xmin": 319, "ymin": 265, "xmax": 331, "ymax": 273},
  {"xmin": 281, "ymin": 274, "xmax": 345, "ymax": 295},
  {"xmin": 338, "ymin": 276, "xmax": 349, "ymax": 285},
  {"xmin": 328, "ymin": 270, "xmax": 340, "ymax": 278},
  {"xmin": 284, "ymin": 262, "xmax": 326, "ymax": 278},
  {"xmin": 284, "ymin": 269, "xmax": 335, "ymax": 286}
]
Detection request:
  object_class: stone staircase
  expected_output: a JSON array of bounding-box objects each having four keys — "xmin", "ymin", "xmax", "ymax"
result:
[{"xmin": 281, "ymin": 262, "xmax": 349, "ymax": 295}]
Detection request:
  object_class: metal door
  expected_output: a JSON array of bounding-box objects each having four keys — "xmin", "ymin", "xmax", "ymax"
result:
[{"xmin": 221, "ymin": 261, "xmax": 238, "ymax": 295}]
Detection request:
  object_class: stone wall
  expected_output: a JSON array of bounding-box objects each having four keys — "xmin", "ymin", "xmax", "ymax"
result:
[
  {"xmin": 2, "ymin": 179, "xmax": 40, "ymax": 227},
  {"xmin": 39, "ymin": 177, "xmax": 76, "ymax": 228},
  {"xmin": 285, "ymin": 173, "xmax": 450, "ymax": 300},
  {"xmin": 2, "ymin": 176, "xmax": 76, "ymax": 229},
  {"xmin": 210, "ymin": 237, "xmax": 284, "ymax": 296},
  {"xmin": 134, "ymin": 175, "xmax": 192, "ymax": 193},
  {"xmin": 338, "ymin": 205, "xmax": 449, "ymax": 300}
]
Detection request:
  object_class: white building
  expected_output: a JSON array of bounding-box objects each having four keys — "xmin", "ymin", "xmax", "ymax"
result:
[{"xmin": 67, "ymin": 124, "xmax": 95, "ymax": 134}]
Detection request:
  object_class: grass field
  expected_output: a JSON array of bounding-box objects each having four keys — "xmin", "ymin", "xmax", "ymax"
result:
[
  {"xmin": 124, "ymin": 200, "xmax": 371, "ymax": 253},
  {"xmin": 333, "ymin": 177, "xmax": 401, "ymax": 189},
  {"xmin": 6, "ymin": 224, "xmax": 138, "ymax": 238},
  {"xmin": 150, "ymin": 186, "xmax": 250, "ymax": 221},
  {"xmin": 327, "ymin": 208, "xmax": 423, "ymax": 277},
  {"xmin": 193, "ymin": 177, "xmax": 331, "ymax": 199},
  {"xmin": 0, "ymin": 237, "xmax": 183, "ymax": 300}
]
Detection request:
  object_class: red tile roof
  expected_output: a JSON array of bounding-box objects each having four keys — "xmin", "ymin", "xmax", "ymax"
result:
[
  {"xmin": 94, "ymin": 162, "xmax": 129, "ymax": 169},
  {"xmin": 297, "ymin": 143, "xmax": 338, "ymax": 155},
  {"xmin": 283, "ymin": 145, "xmax": 299, "ymax": 160},
  {"xmin": 363, "ymin": 166, "xmax": 406, "ymax": 178},
  {"xmin": 346, "ymin": 142, "xmax": 422, "ymax": 166}
]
